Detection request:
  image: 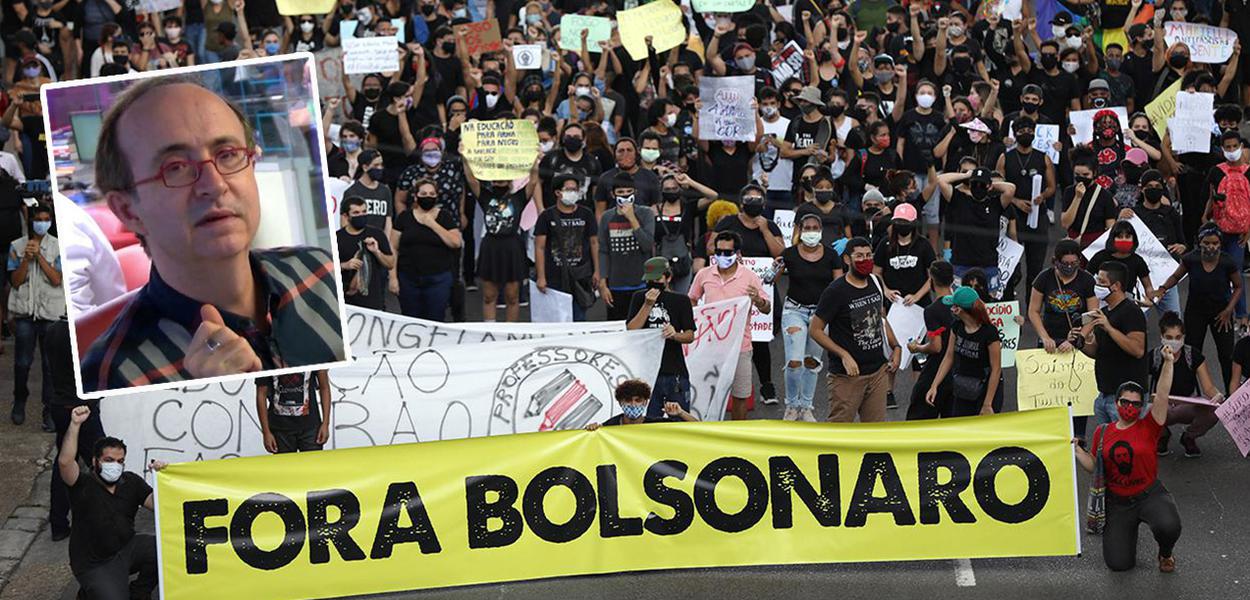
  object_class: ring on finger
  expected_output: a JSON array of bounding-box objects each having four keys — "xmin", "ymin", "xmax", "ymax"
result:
[{"xmin": 206, "ymin": 337, "xmax": 223, "ymax": 353}]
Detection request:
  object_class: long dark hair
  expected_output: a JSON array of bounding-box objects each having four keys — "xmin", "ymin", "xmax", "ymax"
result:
[
  {"xmin": 1106, "ymin": 219, "xmax": 1139, "ymax": 254},
  {"xmin": 959, "ymin": 299, "xmax": 993, "ymax": 326}
]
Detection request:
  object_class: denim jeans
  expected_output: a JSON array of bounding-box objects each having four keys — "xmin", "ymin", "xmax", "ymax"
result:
[
  {"xmin": 1153, "ymin": 286, "xmax": 1181, "ymax": 316},
  {"xmin": 781, "ymin": 301, "xmax": 822, "ymax": 409},
  {"xmin": 1221, "ymin": 232, "xmax": 1247, "ymax": 317},
  {"xmin": 648, "ymin": 374, "xmax": 690, "ymax": 418},
  {"xmin": 13, "ymin": 318, "xmax": 52, "ymax": 408},
  {"xmin": 185, "ymin": 22, "xmax": 206, "ymax": 65},
  {"xmin": 398, "ymin": 271, "xmax": 453, "ymax": 321}
]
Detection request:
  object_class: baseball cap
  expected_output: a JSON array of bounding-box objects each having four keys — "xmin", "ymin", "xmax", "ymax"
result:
[
  {"xmin": 968, "ymin": 168, "xmax": 993, "ymax": 184},
  {"xmin": 873, "ymin": 53, "xmax": 895, "ymax": 66},
  {"xmin": 642, "ymin": 257, "xmax": 671, "ymax": 281},
  {"xmin": 960, "ymin": 118, "xmax": 992, "ymax": 134},
  {"xmin": 1051, "ymin": 13, "xmax": 1073, "ymax": 26},
  {"xmin": 1124, "ymin": 148, "xmax": 1149, "ymax": 166},
  {"xmin": 942, "ymin": 286, "xmax": 980, "ymax": 309},
  {"xmin": 1088, "ymin": 78, "xmax": 1110, "ymax": 92},
  {"xmin": 1021, "ymin": 84, "xmax": 1044, "ymax": 97},
  {"xmin": 892, "ymin": 203, "xmax": 918, "ymax": 223}
]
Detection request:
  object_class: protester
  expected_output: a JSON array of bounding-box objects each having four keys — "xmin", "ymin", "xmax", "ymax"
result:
[
  {"xmin": 1151, "ymin": 312, "xmax": 1224, "ymax": 458},
  {"xmin": 390, "ymin": 179, "xmax": 461, "ymax": 321},
  {"xmin": 585, "ymin": 379, "xmax": 699, "ymax": 429},
  {"xmin": 535, "ymin": 170, "xmax": 600, "ymax": 321},
  {"xmin": 926, "ymin": 286, "xmax": 1005, "ymax": 417},
  {"xmin": 255, "ymin": 370, "xmax": 332, "ymax": 453},
  {"xmin": 599, "ymin": 171, "xmax": 656, "ymax": 322},
  {"xmin": 1075, "ymin": 261, "xmax": 1149, "ymax": 432},
  {"xmin": 627, "ymin": 257, "xmax": 695, "ymax": 417},
  {"xmin": 463, "ymin": 150, "xmax": 538, "ymax": 323},
  {"xmin": 45, "ymin": 319, "xmax": 102, "ymax": 543},
  {"xmin": 779, "ymin": 214, "xmax": 839, "ymax": 421},
  {"xmin": 7, "ymin": 203, "xmax": 62, "ymax": 429},
  {"xmin": 338, "ymin": 196, "xmax": 395, "ymax": 311},
  {"xmin": 907, "ymin": 261, "xmax": 956, "ymax": 421}
]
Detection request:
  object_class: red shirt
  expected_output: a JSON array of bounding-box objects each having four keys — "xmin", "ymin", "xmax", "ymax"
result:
[{"xmin": 1099, "ymin": 415, "xmax": 1163, "ymax": 498}]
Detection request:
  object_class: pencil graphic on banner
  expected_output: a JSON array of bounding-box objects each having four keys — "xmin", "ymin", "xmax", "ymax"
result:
[
  {"xmin": 526, "ymin": 369, "xmax": 577, "ymax": 418},
  {"xmin": 540, "ymin": 378, "xmax": 591, "ymax": 431}
]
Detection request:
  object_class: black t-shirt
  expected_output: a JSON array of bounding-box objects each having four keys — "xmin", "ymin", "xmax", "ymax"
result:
[
  {"xmin": 336, "ymin": 226, "xmax": 392, "ymax": 309},
  {"xmin": 1064, "ymin": 183, "xmax": 1117, "ymax": 238},
  {"xmin": 705, "ymin": 143, "xmax": 753, "ymax": 200},
  {"xmin": 344, "ymin": 180, "xmax": 392, "ymax": 232},
  {"xmin": 292, "ymin": 29, "xmax": 326, "ymax": 53},
  {"xmin": 1180, "ymin": 251, "xmax": 1237, "ymax": 310},
  {"xmin": 1099, "ymin": 0, "xmax": 1133, "ymax": 29},
  {"xmin": 539, "ymin": 150, "xmax": 602, "ymax": 211},
  {"xmin": 859, "ymin": 148, "xmax": 899, "ymax": 191},
  {"xmin": 946, "ymin": 189, "xmax": 1003, "ymax": 267},
  {"xmin": 896, "ymin": 109, "xmax": 946, "ymax": 172},
  {"xmin": 257, "ymin": 372, "xmax": 322, "ymax": 431},
  {"xmin": 874, "ymin": 237, "xmax": 935, "ymax": 299},
  {"xmin": 921, "ymin": 300, "xmax": 956, "ymax": 379},
  {"xmin": 478, "ymin": 187, "xmax": 526, "ymax": 238},
  {"xmin": 1086, "ymin": 249, "xmax": 1150, "ymax": 299},
  {"xmin": 393, "ymin": 208, "xmax": 456, "ymax": 277},
  {"xmin": 952, "ymin": 321, "xmax": 1000, "ymax": 378},
  {"xmin": 429, "ymin": 53, "xmax": 466, "ymax": 104},
  {"xmin": 784, "ymin": 115, "xmax": 823, "ymax": 152},
  {"xmin": 534, "ymin": 205, "xmax": 597, "ymax": 280},
  {"xmin": 1031, "ymin": 268, "xmax": 1097, "ymax": 340},
  {"xmin": 627, "ymin": 289, "xmax": 695, "ymax": 377},
  {"xmin": 781, "ymin": 245, "xmax": 838, "ymax": 306},
  {"xmin": 1093, "ymin": 298, "xmax": 1149, "ymax": 394},
  {"xmin": 1028, "ymin": 68, "xmax": 1080, "ymax": 124},
  {"xmin": 1122, "ymin": 51, "xmax": 1157, "ymax": 111},
  {"xmin": 815, "ymin": 276, "xmax": 887, "ymax": 375},
  {"xmin": 794, "ymin": 202, "xmax": 848, "ymax": 247},
  {"xmin": 1134, "ymin": 204, "xmax": 1185, "ymax": 255},
  {"xmin": 714, "ymin": 215, "xmax": 782, "ymax": 258},
  {"xmin": 68, "ymin": 470, "xmax": 151, "ymax": 573},
  {"xmin": 1149, "ymin": 345, "xmax": 1204, "ymax": 398}
]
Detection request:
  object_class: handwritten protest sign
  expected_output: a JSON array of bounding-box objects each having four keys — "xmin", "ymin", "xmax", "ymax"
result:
[
  {"xmin": 1145, "ymin": 78, "xmax": 1182, "ymax": 139},
  {"xmin": 1082, "ymin": 215, "xmax": 1180, "ymax": 299},
  {"xmin": 618, "ymin": 0, "xmax": 685, "ymax": 60},
  {"xmin": 1163, "ymin": 21, "xmax": 1237, "ymax": 63},
  {"xmin": 987, "ymin": 301, "xmax": 1020, "ymax": 368},
  {"xmin": 698, "ymin": 76, "xmax": 757, "ymax": 142},
  {"xmin": 558, "ymin": 15, "xmax": 613, "ymax": 52},
  {"xmin": 314, "ymin": 47, "xmax": 345, "ymax": 99},
  {"xmin": 139, "ymin": 0, "xmax": 182, "ymax": 12},
  {"xmin": 693, "ymin": 0, "xmax": 753, "ymax": 11},
  {"xmin": 342, "ymin": 35, "xmax": 399, "ymax": 74},
  {"xmin": 1169, "ymin": 118, "xmax": 1211, "ymax": 154},
  {"xmin": 774, "ymin": 209, "xmax": 795, "ymax": 247},
  {"xmin": 1216, "ymin": 379, "xmax": 1250, "ymax": 457},
  {"xmin": 461, "ymin": 119, "xmax": 539, "ymax": 181},
  {"xmin": 512, "ymin": 43, "xmax": 543, "ymax": 69},
  {"xmin": 340, "ymin": 19, "xmax": 405, "ymax": 42},
  {"xmin": 276, "ymin": 0, "xmax": 335, "ymax": 14},
  {"xmin": 770, "ymin": 41, "xmax": 805, "ymax": 85},
  {"xmin": 1032, "ymin": 124, "xmax": 1061, "ymax": 164},
  {"xmin": 1070, "ymin": 107, "xmax": 1128, "ymax": 145},
  {"xmin": 455, "ymin": 19, "xmax": 502, "ymax": 56},
  {"xmin": 1016, "ymin": 349, "xmax": 1097, "ymax": 416},
  {"xmin": 990, "ymin": 236, "xmax": 1024, "ymax": 300},
  {"xmin": 741, "ymin": 257, "xmax": 776, "ymax": 342},
  {"xmin": 887, "ymin": 300, "xmax": 926, "ymax": 369}
]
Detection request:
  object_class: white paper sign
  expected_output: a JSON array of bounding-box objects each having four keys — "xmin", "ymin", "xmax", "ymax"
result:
[
  {"xmin": 1163, "ymin": 21, "xmax": 1238, "ymax": 63},
  {"xmin": 342, "ymin": 35, "xmax": 399, "ymax": 74},
  {"xmin": 1082, "ymin": 215, "xmax": 1180, "ymax": 299},
  {"xmin": 1070, "ymin": 107, "xmax": 1128, "ymax": 145},
  {"xmin": 886, "ymin": 300, "xmax": 925, "ymax": 369},
  {"xmin": 990, "ymin": 236, "xmax": 1024, "ymax": 300},
  {"xmin": 698, "ymin": 76, "xmax": 757, "ymax": 142},
  {"xmin": 512, "ymin": 44, "xmax": 543, "ymax": 70},
  {"xmin": 528, "ymin": 280, "xmax": 573, "ymax": 322},
  {"xmin": 774, "ymin": 209, "xmax": 796, "ymax": 247},
  {"xmin": 139, "ymin": 0, "xmax": 181, "ymax": 13},
  {"xmin": 769, "ymin": 41, "xmax": 805, "ymax": 85},
  {"xmin": 1169, "ymin": 118, "xmax": 1212, "ymax": 154},
  {"xmin": 1216, "ymin": 379, "xmax": 1250, "ymax": 457},
  {"xmin": 1032, "ymin": 124, "xmax": 1061, "ymax": 164},
  {"xmin": 986, "ymin": 301, "xmax": 1020, "ymax": 368},
  {"xmin": 741, "ymin": 257, "xmax": 776, "ymax": 342}
]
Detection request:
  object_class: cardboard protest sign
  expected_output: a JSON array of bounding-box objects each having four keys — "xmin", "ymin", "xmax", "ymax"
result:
[
  {"xmin": 698, "ymin": 76, "xmax": 757, "ymax": 142},
  {"xmin": 770, "ymin": 41, "xmax": 805, "ymax": 85},
  {"xmin": 461, "ymin": 119, "xmax": 540, "ymax": 181},
  {"xmin": 1032, "ymin": 124, "xmax": 1061, "ymax": 164},
  {"xmin": 313, "ymin": 47, "xmax": 345, "ymax": 99},
  {"xmin": 1016, "ymin": 349, "xmax": 1097, "ymax": 416},
  {"xmin": 741, "ymin": 257, "xmax": 776, "ymax": 342},
  {"xmin": 1070, "ymin": 107, "xmax": 1128, "ymax": 145},
  {"xmin": 1082, "ymin": 215, "xmax": 1180, "ymax": 299},
  {"xmin": 276, "ymin": 0, "xmax": 335, "ymax": 14},
  {"xmin": 987, "ymin": 301, "xmax": 1020, "ymax": 368},
  {"xmin": 558, "ymin": 15, "xmax": 613, "ymax": 52},
  {"xmin": 512, "ymin": 44, "xmax": 543, "ymax": 69},
  {"xmin": 455, "ymin": 19, "xmax": 503, "ymax": 56},
  {"xmin": 1163, "ymin": 21, "xmax": 1237, "ymax": 63},
  {"xmin": 1216, "ymin": 379, "xmax": 1250, "ymax": 457},
  {"xmin": 886, "ymin": 300, "xmax": 926, "ymax": 369},
  {"xmin": 342, "ymin": 35, "xmax": 399, "ymax": 74},
  {"xmin": 618, "ymin": 0, "xmax": 686, "ymax": 60},
  {"xmin": 693, "ymin": 0, "xmax": 754, "ymax": 11},
  {"xmin": 1145, "ymin": 78, "xmax": 1182, "ymax": 139},
  {"xmin": 989, "ymin": 236, "xmax": 1024, "ymax": 300}
]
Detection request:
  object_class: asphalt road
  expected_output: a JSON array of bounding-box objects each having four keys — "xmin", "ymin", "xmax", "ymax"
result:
[{"xmin": 1, "ymin": 285, "xmax": 1247, "ymax": 600}]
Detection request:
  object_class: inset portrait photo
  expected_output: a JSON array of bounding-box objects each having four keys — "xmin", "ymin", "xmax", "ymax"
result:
[{"xmin": 42, "ymin": 54, "xmax": 351, "ymax": 399}]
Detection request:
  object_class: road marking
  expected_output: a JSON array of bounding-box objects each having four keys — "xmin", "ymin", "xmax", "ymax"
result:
[{"xmin": 954, "ymin": 558, "xmax": 976, "ymax": 587}]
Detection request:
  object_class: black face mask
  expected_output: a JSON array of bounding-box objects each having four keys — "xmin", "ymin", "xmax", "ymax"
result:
[
  {"xmin": 1015, "ymin": 133, "xmax": 1035, "ymax": 147},
  {"xmin": 1021, "ymin": 100, "xmax": 1041, "ymax": 113},
  {"xmin": 440, "ymin": 41, "xmax": 456, "ymax": 53},
  {"xmin": 420, "ymin": 4, "xmax": 436, "ymax": 15},
  {"xmin": 742, "ymin": 203, "xmax": 764, "ymax": 218},
  {"xmin": 823, "ymin": 104, "xmax": 845, "ymax": 118},
  {"xmin": 814, "ymin": 190, "xmax": 835, "ymax": 204},
  {"xmin": 1039, "ymin": 54, "xmax": 1058, "ymax": 70},
  {"xmin": 362, "ymin": 88, "xmax": 382, "ymax": 101},
  {"xmin": 952, "ymin": 57, "xmax": 972, "ymax": 72},
  {"xmin": 349, "ymin": 215, "xmax": 368, "ymax": 229},
  {"xmin": 1123, "ymin": 165, "xmax": 1144, "ymax": 184},
  {"xmin": 1142, "ymin": 38, "xmax": 1154, "ymax": 50},
  {"xmin": 662, "ymin": 190, "xmax": 682, "ymax": 203},
  {"xmin": 970, "ymin": 183, "xmax": 990, "ymax": 200},
  {"xmin": 1143, "ymin": 187, "xmax": 1165, "ymax": 204},
  {"xmin": 893, "ymin": 223, "xmax": 914, "ymax": 237},
  {"xmin": 416, "ymin": 196, "xmax": 437, "ymax": 210},
  {"xmin": 646, "ymin": 280, "xmax": 666, "ymax": 291},
  {"xmin": 562, "ymin": 136, "xmax": 583, "ymax": 153},
  {"xmin": 1169, "ymin": 54, "xmax": 1189, "ymax": 69},
  {"xmin": 1074, "ymin": 175, "xmax": 1093, "ymax": 187},
  {"xmin": 886, "ymin": 21, "xmax": 901, "ymax": 34}
]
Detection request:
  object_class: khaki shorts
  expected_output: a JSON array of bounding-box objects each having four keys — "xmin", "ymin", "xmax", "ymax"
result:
[{"xmin": 732, "ymin": 349, "xmax": 754, "ymax": 398}]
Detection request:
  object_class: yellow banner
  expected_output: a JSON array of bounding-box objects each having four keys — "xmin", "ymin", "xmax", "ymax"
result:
[
  {"xmin": 618, "ymin": 0, "xmax": 687, "ymax": 60},
  {"xmin": 460, "ymin": 119, "xmax": 539, "ymax": 181},
  {"xmin": 275, "ymin": 0, "xmax": 336, "ymax": 16},
  {"xmin": 1016, "ymin": 349, "xmax": 1098, "ymax": 416},
  {"xmin": 1145, "ymin": 78, "xmax": 1182, "ymax": 139},
  {"xmin": 156, "ymin": 409, "xmax": 1078, "ymax": 600}
]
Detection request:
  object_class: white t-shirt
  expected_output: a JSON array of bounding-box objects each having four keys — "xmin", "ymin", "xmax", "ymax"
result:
[{"xmin": 754, "ymin": 115, "xmax": 793, "ymax": 192}]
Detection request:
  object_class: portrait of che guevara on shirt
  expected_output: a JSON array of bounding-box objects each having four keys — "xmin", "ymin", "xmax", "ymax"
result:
[{"xmin": 76, "ymin": 72, "xmax": 348, "ymax": 396}]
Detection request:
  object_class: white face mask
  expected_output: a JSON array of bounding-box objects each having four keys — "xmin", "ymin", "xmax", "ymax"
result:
[
  {"xmin": 300, "ymin": 22, "xmax": 316, "ymax": 33},
  {"xmin": 1161, "ymin": 339, "xmax": 1184, "ymax": 354},
  {"xmin": 1094, "ymin": 285, "xmax": 1111, "ymax": 301},
  {"xmin": 575, "ymin": 85, "xmax": 591, "ymax": 98},
  {"xmin": 665, "ymin": 113, "xmax": 677, "ymax": 127},
  {"xmin": 99, "ymin": 462, "xmax": 124, "ymax": 483},
  {"xmin": 560, "ymin": 190, "xmax": 580, "ymax": 206},
  {"xmin": 165, "ymin": 27, "xmax": 182, "ymax": 38},
  {"xmin": 714, "ymin": 253, "xmax": 738, "ymax": 269},
  {"xmin": 484, "ymin": 92, "xmax": 500, "ymax": 108},
  {"xmin": 1065, "ymin": 35, "xmax": 1082, "ymax": 50},
  {"xmin": 916, "ymin": 93, "xmax": 936, "ymax": 109},
  {"xmin": 948, "ymin": 25, "xmax": 965, "ymax": 38},
  {"xmin": 1062, "ymin": 61, "xmax": 1080, "ymax": 73},
  {"xmin": 640, "ymin": 148, "xmax": 661, "ymax": 163},
  {"xmin": 357, "ymin": 8, "xmax": 373, "ymax": 23},
  {"xmin": 760, "ymin": 105, "xmax": 777, "ymax": 118},
  {"xmin": 800, "ymin": 231, "xmax": 823, "ymax": 247},
  {"xmin": 538, "ymin": 140, "xmax": 554, "ymax": 153},
  {"xmin": 1225, "ymin": 148, "xmax": 1243, "ymax": 162},
  {"xmin": 837, "ymin": 40, "xmax": 850, "ymax": 50},
  {"xmin": 1051, "ymin": 25, "xmax": 1067, "ymax": 39},
  {"xmin": 453, "ymin": 8, "xmax": 467, "ymax": 18}
]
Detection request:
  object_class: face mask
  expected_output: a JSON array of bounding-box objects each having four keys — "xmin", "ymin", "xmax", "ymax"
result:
[
  {"xmin": 562, "ymin": 135, "xmax": 584, "ymax": 153},
  {"xmin": 362, "ymin": 88, "xmax": 381, "ymax": 101},
  {"xmin": 349, "ymin": 215, "xmax": 368, "ymax": 229},
  {"xmin": 615, "ymin": 194, "xmax": 634, "ymax": 207},
  {"xmin": 32, "ymin": 221, "xmax": 50, "ymax": 236},
  {"xmin": 560, "ymin": 190, "xmax": 580, "ymax": 206},
  {"xmin": 760, "ymin": 105, "xmax": 777, "ymax": 118},
  {"xmin": 453, "ymin": 8, "xmax": 467, "ymax": 18},
  {"xmin": 742, "ymin": 203, "xmax": 764, "ymax": 218},
  {"xmin": 875, "ymin": 136, "xmax": 891, "ymax": 149},
  {"xmin": 1039, "ymin": 54, "xmax": 1058, "ymax": 70},
  {"xmin": 441, "ymin": 41, "xmax": 456, "ymax": 54},
  {"xmin": 635, "ymin": 148, "xmax": 662, "ymax": 165},
  {"xmin": 837, "ymin": 39, "xmax": 850, "ymax": 50},
  {"xmin": 948, "ymin": 25, "xmax": 965, "ymax": 38},
  {"xmin": 1143, "ymin": 187, "xmax": 1165, "ymax": 204},
  {"xmin": 875, "ymin": 70, "xmax": 893, "ymax": 83},
  {"xmin": 970, "ymin": 184, "xmax": 990, "ymax": 200},
  {"xmin": 1116, "ymin": 401, "xmax": 1141, "ymax": 423},
  {"xmin": 1062, "ymin": 61, "xmax": 1080, "ymax": 74},
  {"xmin": 714, "ymin": 253, "xmax": 737, "ymax": 269},
  {"xmin": 857, "ymin": 59, "xmax": 870, "ymax": 72},
  {"xmin": 916, "ymin": 94, "xmax": 935, "ymax": 109},
  {"xmin": 1094, "ymin": 285, "xmax": 1111, "ymax": 301},
  {"xmin": 420, "ymin": 4, "xmax": 436, "ymax": 15},
  {"xmin": 1056, "ymin": 262, "xmax": 1078, "ymax": 276},
  {"xmin": 1225, "ymin": 148, "xmax": 1243, "ymax": 162},
  {"xmin": 484, "ymin": 93, "xmax": 499, "ymax": 108},
  {"xmin": 265, "ymin": 42, "xmax": 281, "ymax": 55},
  {"xmin": 1169, "ymin": 54, "xmax": 1189, "ymax": 69},
  {"xmin": 853, "ymin": 257, "xmax": 874, "ymax": 276},
  {"xmin": 342, "ymin": 139, "xmax": 361, "ymax": 153},
  {"xmin": 736, "ymin": 56, "xmax": 755, "ymax": 71},
  {"xmin": 665, "ymin": 113, "xmax": 677, "ymax": 127},
  {"xmin": 1092, "ymin": 97, "xmax": 1109, "ymax": 109},
  {"xmin": 800, "ymin": 231, "xmax": 822, "ymax": 247},
  {"xmin": 814, "ymin": 190, "xmax": 835, "ymax": 204},
  {"xmin": 1074, "ymin": 175, "xmax": 1093, "ymax": 187},
  {"xmin": 825, "ymin": 104, "xmax": 845, "ymax": 119},
  {"xmin": 367, "ymin": 167, "xmax": 385, "ymax": 181},
  {"xmin": 1021, "ymin": 100, "xmax": 1041, "ymax": 113},
  {"xmin": 22, "ymin": 66, "xmax": 40, "ymax": 79},
  {"xmin": 1065, "ymin": 36, "xmax": 1082, "ymax": 50},
  {"xmin": 1142, "ymin": 38, "xmax": 1154, "ymax": 50},
  {"xmin": 1051, "ymin": 25, "xmax": 1066, "ymax": 39},
  {"xmin": 112, "ymin": 54, "xmax": 129, "ymax": 64},
  {"xmin": 98, "ymin": 462, "xmax": 124, "ymax": 484},
  {"xmin": 538, "ymin": 140, "xmax": 554, "ymax": 153},
  {"xmin": 300, "ymin": 21, "xmax": 316, "ymax": 33},
  {"xmin": 1100, "ymin": 127, "xmax": 1117, "ymax": 139},
  {"xmin": 660, "ymin": 190, "xmax": 681, "ymax": 204},
  {"xmin": 1201, "ymin": 245, "xmax": 1220, "ymax": 259},
  {"xmin": 1106, "ymin": 57, "xmax": 1122, "ymax": 71},
  {"xmin": 166, "ymin": 27, "xmax": 182, "ymax": 38},
  {"xmin": 1162, "ymin": 339, "xmax": 1184, "ymax": 354},
  {"xmin": 1171, "ymin": 9, "xmax": 1187, "ymax": 19},
  {"xmin": 357, "ymin": 8, "xmax": 373, "ymax": 23},
  {"xmin": 420, "ymin": 150, "xmax": 442, "ymax": 167},
  {"xmin": 893, "ymin": 223, "xmax": 914, "ymax": 237},
  {"xmin": 621, "ymin": 403, "xmax": 646, "ymax": 420},
  {"xmin": 527, "ymin": 14, "xmax": 541, "ymax": 24},
  {"xmin": 952, "ymin": 57, "xmax": 972, "ymax": 72},
  {"xmin": 415, "ymin": 195, "xmax": 438, "ymax": 210},
  {"xmin": 1113, "ymin": 239, "xmax": 1134, "ymax": 253},
  {"xmin": 886, "ymin": 21, "xmax": 901, "ymax": 34},
  {"xmin": 1015, "ymin": 133, "xmax": 1034, "ymax": 147},
  {"xmin": 646, "ymin": 280, "xmax": 666, "ymax": 292}
]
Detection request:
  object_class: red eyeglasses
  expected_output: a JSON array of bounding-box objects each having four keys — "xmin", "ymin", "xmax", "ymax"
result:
[{"xmin": 130, "ymin": 147, "xmax": 256, "ymax": 189}]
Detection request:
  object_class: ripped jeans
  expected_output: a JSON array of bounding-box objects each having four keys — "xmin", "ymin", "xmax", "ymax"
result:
[{"xmin": 782, "ymin": 300, "xmax": 823, "ymax": 409}]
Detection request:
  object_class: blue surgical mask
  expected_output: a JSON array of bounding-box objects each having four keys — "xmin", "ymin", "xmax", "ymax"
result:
[
  {"xmin": 32, "ymin": 221, "xmax": 51, "ymax": 236},
  {"xmin": 265, "ymin": 42, "xmax": 280, "ymax": 55},
  {"xmin": 621, "ymin": 403, "xmax": 646, "ymax": 420},
  {"xmin": 342, "ymin": 139, "xmax": 361, "ymax": 153}
]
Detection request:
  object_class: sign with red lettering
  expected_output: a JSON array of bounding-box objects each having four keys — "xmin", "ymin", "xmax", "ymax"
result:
[
  {"xmin": 986, "ymin": 301, "xmax": 1020, "ymax": 368},
  {"xmin": 455, "ymin": 20, "xmax": 502, "ymax": 57}
]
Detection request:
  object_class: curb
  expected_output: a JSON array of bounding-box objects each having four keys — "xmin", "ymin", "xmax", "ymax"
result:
[{"xmin": 0, "ymin": 445, "xmax": 55, "ymax": 591}]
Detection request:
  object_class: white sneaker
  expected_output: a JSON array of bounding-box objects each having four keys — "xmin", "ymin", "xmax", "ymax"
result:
[
  {"xmin": 782, "ymin": 407, "xmax": 798, "ymax": 421},
  {"xmin": 800, "ymin": 408, "xmax": 818, "ymax": 422}
]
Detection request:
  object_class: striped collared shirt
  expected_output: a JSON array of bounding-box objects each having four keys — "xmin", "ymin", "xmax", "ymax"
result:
[{"xmin": 80, "ymin": 246, "xmax": 346, "ymax": 393}]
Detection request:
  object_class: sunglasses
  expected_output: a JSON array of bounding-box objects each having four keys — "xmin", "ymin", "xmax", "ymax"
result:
[
  {"xmin": 1116, "ymin": 398, "xmax": 1144, "ymax": 408},
  {"xmin": 714, "ymin": 249, "xmax": 737, "ymax": 257}
]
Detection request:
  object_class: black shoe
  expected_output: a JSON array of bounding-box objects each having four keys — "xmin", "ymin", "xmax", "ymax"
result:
[
  {"xmin": 41, "ymin": 407, "xmax": 55, "ymax": 433},
  {"xmin": 10, "ymin": 402, "xmax": 24, "ymax": 426},
  {"xmin": 1180, "ymin": 434, "xmax": 1202, "ymax": 458},
  {"xmin": 886, "ymin": 392, "xmax": 898, "ymax": 409},
  {"xmin": 1157, "ymin": 427, "xmax": 1172, "ymax": 456},
  {"xmin": 759, "ymin": 382, "xmax": 779, "ymax": 405},
  {"xmin": 50, "ymin": 528, "xmax": 70, "ymax": 542}
]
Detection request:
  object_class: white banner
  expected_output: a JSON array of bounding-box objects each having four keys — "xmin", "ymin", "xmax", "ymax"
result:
[
  {"xmin": 886, "ymin": 299, "xmax": 925, "ymax": 369},
  {"xmin": 1082, "ymin": 215, "xmax": 1179, "ymax": 299},
  {"xmin": 342, "ymin": 35, "xmax": 399, "ymax": 75},
  {"xmin": 684, "ymin": 298, "xmax": 752, "ymax": 419},
  {"xmin": 740, "ymin": 257, "xmax": 776, "ymax": 342},
  {"xmin": 345, "ymin": 306, "xmax": 623, "ymax": 356},
  {"xmin": 990, "ymin": 236, "xmax": 1024, "ymax": 300},
  {"xmin": 1163, "ymin": 21, "xmax": 1237, "ymax": 63}
]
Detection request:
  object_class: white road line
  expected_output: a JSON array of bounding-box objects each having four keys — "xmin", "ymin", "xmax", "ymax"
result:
[{"xmin": 953, "ymin": 558, "xmax": 977, "ymax": 587}]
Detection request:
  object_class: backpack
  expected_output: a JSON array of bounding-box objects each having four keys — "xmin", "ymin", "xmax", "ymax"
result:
[
  {"xmin": 657, "ymin": 229, "xmax": 692, "ymax": 280},
  {"xmin": 1213, "ymin": 163, "xmax": 1250, "ymax": 235}
]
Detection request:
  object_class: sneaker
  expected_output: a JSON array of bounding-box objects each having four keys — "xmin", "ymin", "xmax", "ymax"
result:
[
  {"xmin": 519, "ymin": 301, "xmax": 530, "ymax": 307},
  {"xmin": 1180, "ymin": 434, "xmax": 1202, "ymax": 458},
  {"xmin": 1158, "ymin": 554, "xmax": 1176, "ymax": 573},
  {"xmin": 886, "ymin": 392, "xmax": 898, "ymax": 409},
  {"xmin": 1157, "ymin": 427, "xmax": 1172, "ymax": 456},
  {"xmin": 10, "ymin": 402, "xmax": 24, "ymax": 426},
  {"xmin": 799, "ymin": 408, "xmax": 818, "ymax": 422},
  {"xmin": 782, "ymin": 407, "xmax": 798, "ymax": 421},
  {"xmin": 50, "ymin": 528, "xmax": 70, "ymax": 542},
  {"xmin": 465, "ymin": 283, "xmax": 479, "ymax": 292},
  {"xmin": 41, "ymin": 407, "xmax": 55, "ymax": 433},
  {"xmin": 760, "ymin": 382, "xmax": 779, "ymax": 405}
]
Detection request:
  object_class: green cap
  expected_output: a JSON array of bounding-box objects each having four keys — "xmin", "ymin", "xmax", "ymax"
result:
[
  {"xmin": 642, "ymin": 257, "xmax": 671, "ymax": 281},
  {"xmin": 941, "ymin": 286, "xmax": 980, "ymax": 309}
]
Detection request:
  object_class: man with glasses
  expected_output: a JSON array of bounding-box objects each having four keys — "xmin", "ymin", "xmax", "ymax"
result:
[{"xmin": 80, "ymin": 75, "xmax": 346, "ymax": 393}]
